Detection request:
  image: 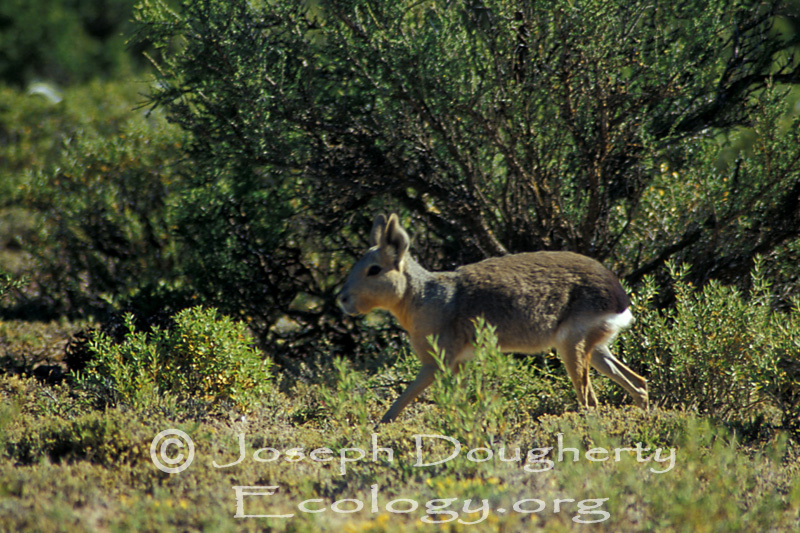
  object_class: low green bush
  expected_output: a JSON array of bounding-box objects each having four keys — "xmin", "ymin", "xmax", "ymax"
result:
[
  {"xmin": 132, "ymin": 0, "xmax": 800, "ymax": 360},
  {"xmin": 422, "ymin": 318, "xmax": 571, "ymax": 444},
  {"xmin": 3, "ymin": 407, "xmax": 154, "ymax": 467},
  {"xmin": 73, "ymin": 306, "xmax": 273, "ymax": 412},
  {"xmin": 622, "ymin": 259, "xmax": 800, "ymax": 428}
]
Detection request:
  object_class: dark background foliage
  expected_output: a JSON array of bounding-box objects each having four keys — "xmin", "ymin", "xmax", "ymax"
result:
[
  {"xmin": 2, "ymin": 0, "xmax": 800, "ymax": 370},
  {"xmin": 132, "ymin": 0, "xmax": 800, "ymax": 356},
  {"xmin": 0, "ymin": 0, "xmax": 146, "ymax": 85}
]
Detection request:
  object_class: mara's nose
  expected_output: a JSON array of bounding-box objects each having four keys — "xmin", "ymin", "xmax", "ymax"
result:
[
  {"xmin": 337, "ymin": 289, "xmax": 359, "ymax": 316},
  {"xmin": 337, "ymin": 290, "xmax": 350, "ymax": 309}
]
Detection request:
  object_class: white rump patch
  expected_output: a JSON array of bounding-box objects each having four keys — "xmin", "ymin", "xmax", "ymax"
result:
[
  {"xmin": 553, "ymin": 307, "xmax": 634, "ymax": 349},
  {"xmin": 599, "ymin": 308, "xmax": 634, "ymax": 346},
  {"xmin": 605, "ymin": 308, "xmax": 633, "ymax": 332}
]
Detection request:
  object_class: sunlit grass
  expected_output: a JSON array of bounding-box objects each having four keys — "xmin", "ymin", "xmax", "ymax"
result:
[{"xmin": 0, "ymin": 316, "xmax": 798, "ymax": 532}]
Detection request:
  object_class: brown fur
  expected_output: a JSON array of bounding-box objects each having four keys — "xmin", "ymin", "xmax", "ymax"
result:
[{"xmin": 338, "ymin": 214, "xmax": 648, "ymax": 423}]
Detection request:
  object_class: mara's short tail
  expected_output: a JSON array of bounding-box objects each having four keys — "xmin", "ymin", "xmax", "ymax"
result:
[{"xmin": 603, "ymin": 307, "xmax": 633, "ymax": 340}]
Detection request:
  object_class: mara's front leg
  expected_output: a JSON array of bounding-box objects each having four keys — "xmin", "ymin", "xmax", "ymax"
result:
[{"xmin": 380, "ymin": 363, "xmax": 438, "ymax": 423}]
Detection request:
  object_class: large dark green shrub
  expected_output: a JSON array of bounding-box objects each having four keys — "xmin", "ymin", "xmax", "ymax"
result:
[{"xmin": 130, "ymin": 0, "xmax": 800, "ymax": 356}]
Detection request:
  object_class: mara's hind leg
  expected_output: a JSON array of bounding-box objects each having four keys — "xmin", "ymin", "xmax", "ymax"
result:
[
  {"xmin": 558, "ymin": 339, "xmax": 596, "ymax": 408},
  {"xmin": 558, "ymin": 325, "xmax": 620, "ymax": 408},
  {"xmin": 587, "ymin": 375, "xmax": 599, "ymax": 407},
  {"xmin": 590, "ymin": 344, "xmax": 649, "ymax": 410}
]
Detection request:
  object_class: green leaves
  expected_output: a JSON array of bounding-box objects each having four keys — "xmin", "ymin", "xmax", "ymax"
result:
[
  {"xmin": 5, "ymin": 0, "xmax": 799, "ymax": 376},
  {"xmin": 424, "ymin": 318, "xmax": 569, "ymax": 444},
  {"xmin": 133, "ymin": 0, "xmax": 800, "ymax": 287},
  {"xmin": 0, "ymin": 271, "xmax": 26, "ymax": 303},
  {"xmin": 74, "ymin": 307, "xmax": 274, "ymax": 412},
  {"xmin": 622, "ymin": 258, "xmax": 800, "ymax": 427}
]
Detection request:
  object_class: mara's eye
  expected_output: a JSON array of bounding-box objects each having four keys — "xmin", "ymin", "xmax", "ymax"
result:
[{"xmin": 366, "ymin": 265, "xmax": 382, "ymax": 277}]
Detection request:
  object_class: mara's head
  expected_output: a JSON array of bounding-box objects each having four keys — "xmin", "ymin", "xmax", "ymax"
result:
[{"xmin": 338, "ymin": 214, "xmax": 410, "ymax": 316}]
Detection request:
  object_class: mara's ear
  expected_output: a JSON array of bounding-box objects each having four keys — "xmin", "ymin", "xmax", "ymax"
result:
[
  {"xmin": 369, "ymin": 214, "xmax": 387, "ymax": 247},
  {"xmin": 380, "ymin": 214, "xmax": 410, "ymax": 268}
]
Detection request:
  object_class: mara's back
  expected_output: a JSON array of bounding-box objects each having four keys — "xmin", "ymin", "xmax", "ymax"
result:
[{"xmin": 450, "ymin": 252, "xmax": 630, "ymax": 351}]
